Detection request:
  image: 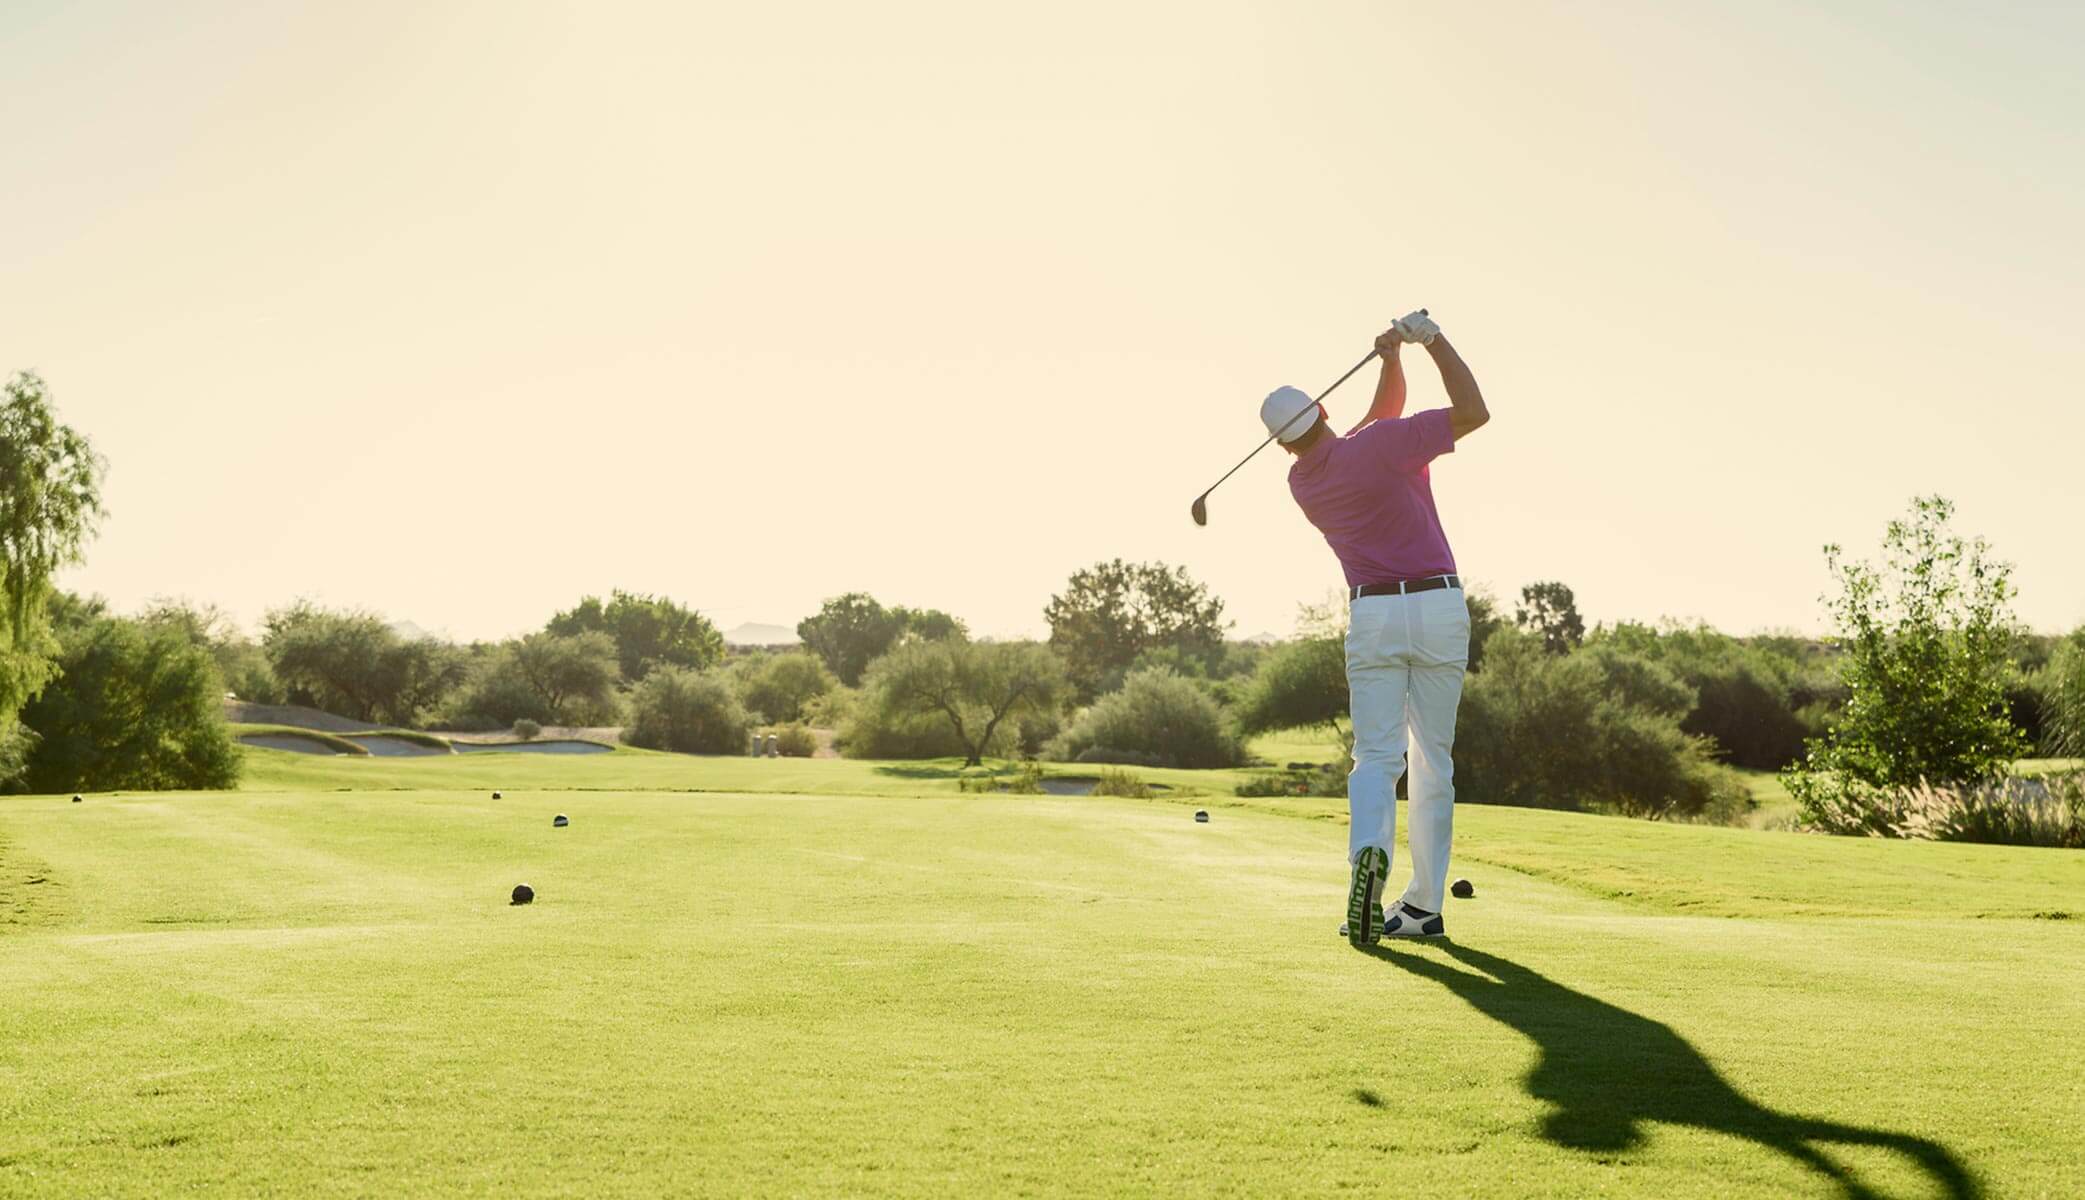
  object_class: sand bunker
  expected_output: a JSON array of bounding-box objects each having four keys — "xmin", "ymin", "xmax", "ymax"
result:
[
  {"xmin": 240, "ymin": 733, "xmax": 358, "ymax": 756},
  {"xmin": 449, "ymin": 739, "xmax": 614, "ymax": 755},
  {"xmin": 343, "ymin": 735, "xmax": 452, "ymax": 757}
]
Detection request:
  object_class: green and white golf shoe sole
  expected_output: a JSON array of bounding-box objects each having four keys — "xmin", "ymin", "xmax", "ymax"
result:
[{"xmin": 1344, "ymin": 846, "xmax": 1388, "ymax": 947}]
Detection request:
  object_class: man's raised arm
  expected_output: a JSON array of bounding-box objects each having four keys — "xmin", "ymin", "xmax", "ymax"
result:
[
  {"xmin": 1347, "ymin": 335, "xmax": 1407, "ymax": 434},
  {"xmin": 1426, "ymin": 334, "xmax": 1490, "ymax": 440}
]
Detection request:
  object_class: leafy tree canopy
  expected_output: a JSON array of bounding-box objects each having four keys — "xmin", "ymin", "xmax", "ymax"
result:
[
  {"xmin": 262, "ymin": 603, "xmax": 468, "ymax": 726},
  {"xmin": 0, "ymin": 372, "xmax": 105, "ymax": 778},
  {"xmin": 1515, "ymin": 581, "xmax": 1585, "ymax": 655},
  {"xmin": 858, "ymin": 639, "xmax": 1066, "ymax": 766},
  {"xmin": 798, "ymin": 593, "xmax": 966, "ymax": 687},
  {"xmin": 9, "ymin": 614, "xmax": 240, "ymax": 793},
  {"xmin": 1788, "ymin": 496, "xmax": 2025, "ymax": 795},
  {"xmin": 547, "ymin": 590, "xmax": 723, "ymax": 681},
  {"xmin": 1044, "ymin": 560, "xmax": 1227, "ymax": 700}
]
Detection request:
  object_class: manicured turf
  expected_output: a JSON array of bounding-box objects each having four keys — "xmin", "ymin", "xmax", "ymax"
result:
[{"xmin": 3, "ymin": 752, "xmax": 2081, "ymax": 1196}]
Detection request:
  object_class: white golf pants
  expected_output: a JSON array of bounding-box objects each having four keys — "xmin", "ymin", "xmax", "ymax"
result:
[{"xmin": 1345, "ymin": 586, "xmax": 1470, "ymax": 913}]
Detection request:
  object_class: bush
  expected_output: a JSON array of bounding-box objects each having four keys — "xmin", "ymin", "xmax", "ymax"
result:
[
  {"xmin": 740, "ymin": 652, "xmax": 837, "ymax": 724},
  {"xmin": 1049, "ymin": 668, "xmax": 1243, "ymax": 769},
  {"xmin": 624, "ymin": 667, "xmax": 751, "ymax": 754},
  {"xmin": 443, "ymin": 633, "xmax": 621, "ymax": 728},
  {"xmin": 1795, "ymin": 770, "xmax": 2084, "ymax": 847},
  {"xmin": 838, "ymin": 701, "xmax": 982, "ymax": 760},
  {"xmin": 512, "ymin": 719, "xmax": 542, "ymax": 741},
  {"xmin": 1787, "ymin": 496, "xmax": 2025, "ymax": 794},
  {"xmin": 772, "ymin": 724, "xmax": 817, "ymax": 758},
  {"xmin": 1454, "ymin": 629, "xmax": 1749, "ymax": 821},
  {"xmin": 801, "ymin": 685, "xmax": 855, "ymax": 730},
  {"xmin": 262, "ymin": 603, "xmax": 469, "ymax": 726},
  {"xmin": 839, "ymin": 640, "xmax": 1065, "ymax": 765},
  {"xmin": 1015, "ymin": 707, "xmax": 1063, "ymax": 758},
  {"xmin": 1236, "ymin": 765, "xmax": 1345, "ymax": 798},
  {"xmin": 957, "ymin": 761, "xmax": 1044, "ymax": 794},
  {"xmin": 1090, "ymin": 768, "xmax": 1153, "ymax": 798},
  {"xmin": 1231, "ymin": 637, "xmax": 1346, "ymax": 738},
  {"xmin": 2039, "ymin": 634, "xmax": 2085, "ymax": 758},
  {"xmin": 1589, "ymin": 622, "xmax": 1815, "ymax": 770},
  {"xmin": 10, "ymin": 617, "xmax": 241, "ymax": 793}
]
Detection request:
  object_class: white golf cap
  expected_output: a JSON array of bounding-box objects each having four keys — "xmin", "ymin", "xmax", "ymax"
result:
[{"xmin": 1259, "ymin": 386, "xmax": 1320, "ymax": 444}]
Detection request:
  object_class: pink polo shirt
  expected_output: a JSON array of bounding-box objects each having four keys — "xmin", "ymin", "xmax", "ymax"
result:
[{"xmin": 1287, "ymin": 408, "xmax": 1458, "ymax": 587}]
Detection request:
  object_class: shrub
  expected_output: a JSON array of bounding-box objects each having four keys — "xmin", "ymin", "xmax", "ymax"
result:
[
  {"xmin": 1049, "ymin": 668, "xmax": 1243, "ymax": 769},
  {"xmin": 512, "ymin": 718, "xmax": 542, "ymax": 741},
  {"xmin": 262, "ymin": 603, "xmax": 469, "ymax": 726},
  {"xmin": 1589, "ymin": 622, "xmax": 1815, "ymax": 770},
  {"xmin": 801, "ymin": 685, "xmax": 855, "ymax": 730},
  {"xmin": 1453, "ymin": 629, "xmax": 1749, "ymax": 821},
  {"xmin": 10, "ymin": 616, "xmax": 241, "ymax": 793},
  {"xmin": 1787, "ymin": 496, "xmax": 2025, "ymax": 794},
  {"xmin": 444, "ymin": 633, "xmax": 621, "ymax": 728},
  {"xmin": 1236, "ymin": 765, "xmax": 1345, "ymax": 798},
  {"xmin": 624, "ymin": 667, "xmax": 751, "ymax": 754},
  {"xmin": 547, "ymin": 590, "xmax": 724, "ymax": 681},
  {"xmin": 772, "ymin": 724, "xmax": 817, "ymax": 758},
  {"xmin": 1231, "ymin": 637, "xmax": 1346, "ymax": 738},
  {"xmin": 2040, "ymin": 634, "xmax": 2085, "ymax": 758},
  {"xmin": 1015, "ymin": 707, "xmax": 1063, "ymax": 758},
  {"xmin": 957, "ymin": 760, "xmax": 1044, "ymax": 794},
  {"xmin": 1090, "ymin": 768, "xmax": 1153, "ymax": 798},
  {"xmin": 1068, "ymin": 746, "xmax": 1164, "ymax": 767},
  {"xmin": 840, "ymin": 640, "xmax": 1065, "ymax": 765},
  {"xmin": 740, "ymin": 652, "xmax": 837, "ymax": 724},
  {"xmin": 1796, "ymin": 770, "xmax": 2084, "ymax": 848}
]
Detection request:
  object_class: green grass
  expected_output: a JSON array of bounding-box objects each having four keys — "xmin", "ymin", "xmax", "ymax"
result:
[
  {"xmin": 4, "ymin": 754, "xmax": 2082, "ymax": 1196},
  {"xmin": 1244, "ymin": 724, "xmax": 1346, "ymax": 767}
]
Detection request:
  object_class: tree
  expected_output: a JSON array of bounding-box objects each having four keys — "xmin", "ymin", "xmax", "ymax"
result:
[
  {"xmin": 1515, "ymin": 581, "xmax": 1585, "ymax": 655},
  {"xmin": 0, "ymin": 372, "xmax": 105, "ymax": 784},
  {"xmin": 795, "ymin": 594, "xmax": 969, "ymax": 686},
  {"xmin": 1044, "ymin": 560, "xmax": 1228, "ymax": 700},
  {"xmin": 509, "ymin": 631, "xmax": 621, "ymax": 722},
  {"xmin": 625, "ymin": 666, "xmax": 751, "ymax": 754},
  {"xmin": 547, "ymin": 590, "xmax": 723, "ymax": 681},
  {"xmin": 1589, "ymin": 621, "xmax": 1812, "ymax": 770},
  {"xmin": 1787, "ymin": 497, "xmax": 2025, "ymax": 804},
  {"xmin": 895, "ymin": 606, "xmax": 967, "ymax": 643},
  {"xmin": 1232, "ymin": 637, "xmax": 1348, "ymax": 739},
  {"xmin": 857, "ymin": 640, "xmax": 1066, "ymax": 766},
  {"xmin": 739, "ymin": 651, "xmax": 837, "ymax": 723},
  {"xmin": 1466, "ymin": 588, "xmax": 1508, "ymax": 673},
  {"xmin": 262, "ymin": 603, "xmax": 469, "ymax": 726},
  {"xmin": 139, "ymin": 597, "xmax": 283, "ymax": 704},
  {"xmin": 10, "ymin": 615, "xmax": 241, "ymax": 793},
  {"xmin": 798, "ymin": 593, "xmax": 908, "ymax": 686}
]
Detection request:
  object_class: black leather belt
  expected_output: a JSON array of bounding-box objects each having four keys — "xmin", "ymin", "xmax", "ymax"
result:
[{"xmin": 1350, "ymin": 575, "xmax": 1460, "ymax": 600}]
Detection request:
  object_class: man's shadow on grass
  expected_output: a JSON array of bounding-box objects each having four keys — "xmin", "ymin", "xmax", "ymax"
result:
[{"xmin": 1366, "ymin": 941, "xmax": 1978, "ymax": 1200}]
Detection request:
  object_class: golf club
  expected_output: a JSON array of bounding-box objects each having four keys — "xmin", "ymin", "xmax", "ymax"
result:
[{"xmin": 1189, "ymin": 311, "xmax": 1424, "ymax": 526}]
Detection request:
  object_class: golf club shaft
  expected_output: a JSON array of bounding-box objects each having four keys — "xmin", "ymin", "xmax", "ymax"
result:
[{"xmin": 1197, "ymin": 348, "xmax": 1380, "ymax": 500}]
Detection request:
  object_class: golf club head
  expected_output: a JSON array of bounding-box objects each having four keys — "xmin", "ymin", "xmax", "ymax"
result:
[{"xmin": 1191, "ymin": 495, "xmax": 1208, "ymax": 526}]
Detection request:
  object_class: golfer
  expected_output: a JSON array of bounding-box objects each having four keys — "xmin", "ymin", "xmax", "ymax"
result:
[{"xmin": 1260, "ymin": 310, "xmax": 1490, "ymax": 944}]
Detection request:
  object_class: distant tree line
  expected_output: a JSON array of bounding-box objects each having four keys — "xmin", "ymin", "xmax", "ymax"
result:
[{"xmin": 4, "ymin": 371, "xmax": 2079, "ymax": 840}]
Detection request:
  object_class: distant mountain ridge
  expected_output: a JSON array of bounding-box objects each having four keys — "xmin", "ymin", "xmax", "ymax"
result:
[{"xmin": 723, "ymin": 621, "xmax": 800, "ymax": 647}]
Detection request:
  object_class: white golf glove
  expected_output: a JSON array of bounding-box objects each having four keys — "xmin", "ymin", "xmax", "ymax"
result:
[{"xmin": 1394, "ymin": 310, "xmax": 1439, "ymax": 346}]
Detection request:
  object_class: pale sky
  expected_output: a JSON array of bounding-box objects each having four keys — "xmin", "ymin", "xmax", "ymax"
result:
[{"xmin": 6, "ymin": 1, "xmax": 2081, "ymax": 643}]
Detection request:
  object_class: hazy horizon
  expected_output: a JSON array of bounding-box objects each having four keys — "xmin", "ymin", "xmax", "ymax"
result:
[{"xmin": 8, "ymin": 1, "xmax": 2081, "ymax": 644}]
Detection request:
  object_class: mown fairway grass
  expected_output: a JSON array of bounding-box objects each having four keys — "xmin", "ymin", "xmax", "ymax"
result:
[{"xmin": 3, "ymin": 748, "xmax": 2082, "ymax": 1196}]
